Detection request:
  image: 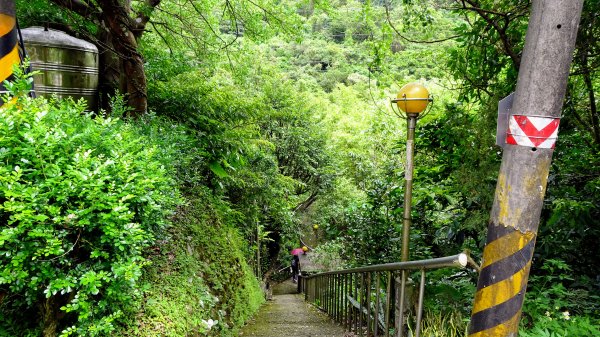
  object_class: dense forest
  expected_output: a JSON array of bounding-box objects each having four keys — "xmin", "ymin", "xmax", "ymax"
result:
[{"xmin": 1, "ymin": 0, "xmax": 599, "ymax": 336}]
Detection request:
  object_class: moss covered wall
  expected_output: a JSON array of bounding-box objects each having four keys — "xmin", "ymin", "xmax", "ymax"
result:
[{"xmin": 116, "ymin": 194, "xmax": 264, "ymax": 336}]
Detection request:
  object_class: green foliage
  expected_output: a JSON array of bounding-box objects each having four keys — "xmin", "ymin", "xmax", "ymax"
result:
[
  {"xmin": 519, "ymin": 315, "xmax": 600, "ymax": 337},
  {"xmin": 147, "ymin": 59, "xmax": 338, "ymax": 244},
  {"xmin": 0, "ymin": 72, "xmax": 179, "ymax": 335},
  {"xmin": 420, "ymin": 310, "xmax": 468, "ymax": 337},
  {"xmin": 115, "ymin": 190, "xmax": 263, "ymax": 336},
  {"xmin": 310, "ymin": 241, "xmax": 346, "ymax": 271},
  {"xmin": 523, "ymin": 259, "xmax": 600, "ymax": 324}
]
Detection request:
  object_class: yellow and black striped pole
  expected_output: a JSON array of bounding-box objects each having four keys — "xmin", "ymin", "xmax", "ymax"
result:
[
  {"xmin": 0, "ymin": 0, "xmax": 19, "ymax": 101},
  {"xmin": 469, "ymin": 225, "xmax": 536, "ymax": 336},
  {"xmin": 468, "ymin": 1, "xmax": 583, "ymax": 336}
]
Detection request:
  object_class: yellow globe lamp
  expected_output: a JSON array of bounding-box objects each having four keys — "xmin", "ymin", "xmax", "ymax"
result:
[{"xmin": 394, "ymin": 83, "xmax": 432, "ymax": 114}]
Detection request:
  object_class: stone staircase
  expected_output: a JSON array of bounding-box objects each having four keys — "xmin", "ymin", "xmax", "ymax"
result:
[{"xmin": 240, "ymin": 280, "xmax": 349, "ymax": 337}]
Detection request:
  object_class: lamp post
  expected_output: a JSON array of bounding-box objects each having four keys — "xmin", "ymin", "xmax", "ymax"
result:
[
  {"xmin": 391, "ymin": 83, "xmax": 432, "ymax": 337},
  {"xmin": 391, "ymin": 82, "xmax": 433, "ymax": 262}
]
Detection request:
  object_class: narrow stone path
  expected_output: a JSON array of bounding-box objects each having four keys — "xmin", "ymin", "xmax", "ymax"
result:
[{"xmin": 240, "ymin": 280, "xmax": 348, "ymax": 337}]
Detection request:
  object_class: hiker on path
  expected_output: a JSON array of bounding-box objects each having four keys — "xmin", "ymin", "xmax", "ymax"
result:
[{"xmin": 290, "ymin": 255, "xmax": 300, "ymax": 283}]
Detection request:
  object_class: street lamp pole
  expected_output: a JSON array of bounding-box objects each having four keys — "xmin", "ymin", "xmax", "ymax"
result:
[
  {"xmin": 391, "ymin": 83, "xmax": 432, "ymax": 337},
  {"xmin": 391, "ymin": 83, "xmax": 433, "ymax": 262},
  {"xmin": 401, "ymin": 113, "xmax": 418, "ymax": 262}
]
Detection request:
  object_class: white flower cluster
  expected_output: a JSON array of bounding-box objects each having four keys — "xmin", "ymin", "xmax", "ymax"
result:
[{"xmin": 202, "ymin": 319, "xmax": 217, "ymax": 330}]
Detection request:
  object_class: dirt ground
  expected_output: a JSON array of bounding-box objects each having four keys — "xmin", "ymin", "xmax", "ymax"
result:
[{"xmin": 239, "ymin": 280, "xmax": 350, "ymax": 337}]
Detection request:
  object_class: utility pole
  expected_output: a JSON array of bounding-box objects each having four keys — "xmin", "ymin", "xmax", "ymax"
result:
[
  {"xmin": 469, "ymin": 1, "xmax": 584, "ymax": 337},
  {"xmin": 0, "ymin": 0, "xmax": 19, "ymax": 100}
]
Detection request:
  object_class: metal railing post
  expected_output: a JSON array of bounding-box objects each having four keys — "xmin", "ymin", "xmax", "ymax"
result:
[
  {"xmin": 345, "ymin": 273, "xmax": 349, "ymax": 330},
  {"xmin": 359, "ymin": 273, "xmax": 364, "ymax": 336},
  {"xmin": 397, "ymin": 270, "xmax": 407, "ymax": 337},
  {"xmin": 374, "ymin": 272, "xmax": 381, "ymax": 337},
  {"xmin": 415, "ymin": 269, "xmax": 426, "ymax": 337},
  {"xmin": 365, "ymin": 272, "xmax": 372, "ymax": 336},
  {"xmin": 353, "ymin": 273, "xmax": 358, "ymax": 333},
  {"xmin": 385, "ymin": 271, "xmax": 392, "ymax": 337}
]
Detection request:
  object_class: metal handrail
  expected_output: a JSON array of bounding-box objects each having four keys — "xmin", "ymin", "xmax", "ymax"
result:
[
  {"xmin": 304, "ymin": 253, "xmax": 469, "ymax": 276},
  {"xmin": 300, "ymin": 252, "xmax": 477, "ymax": 337}
]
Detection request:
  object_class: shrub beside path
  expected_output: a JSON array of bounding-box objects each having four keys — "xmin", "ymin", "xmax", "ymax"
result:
[{"xmin": 239, "ymin": 280, "xmax": 348, "ymax": 337}]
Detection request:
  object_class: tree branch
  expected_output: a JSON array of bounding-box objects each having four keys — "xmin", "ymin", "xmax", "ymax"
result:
[
  {"xmin": 49, "ymin": 0, "xmax": 100, "ymax": 21},
  {"xmin": 133, "ymin": 0, "xmax": 161, "ymax": 38},
  {"xmin": 384, "ymin": 4, "xmax": 459, "ymax": 44},
  {"xmin": 454, "ymin": 0, "xmax": 522, "ymax": 69}
]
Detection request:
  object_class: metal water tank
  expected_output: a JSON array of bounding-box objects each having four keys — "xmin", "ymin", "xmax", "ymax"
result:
[{"xmin": 21, "ymin": 27, "xmax": 99, "ymax": 111}]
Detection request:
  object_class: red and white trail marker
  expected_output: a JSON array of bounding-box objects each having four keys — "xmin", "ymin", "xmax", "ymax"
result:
[{"xmin": 506, "ymin": 115, "xmax": 560, "ymax": 149}]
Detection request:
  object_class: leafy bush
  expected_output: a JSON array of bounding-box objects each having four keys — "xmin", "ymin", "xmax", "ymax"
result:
[
  {"xmin": 522, "ymin": 259, "xmax": 600, "ymax": 328},
  {"xmin": 112, "ymin": 116, "xmax": 265, "ymax": 336},
  {"xmin": 519, "ymin": 315, "xmax": 600, "ymax": 337},
  {"xmin": 0, "ymin": 73, "xmax": 179, "ymax": 336}
]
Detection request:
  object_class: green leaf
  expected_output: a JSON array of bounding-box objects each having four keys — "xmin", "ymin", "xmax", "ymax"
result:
[{"xmin": 208, "ymin": 161, "xmax": 228, "ymax": 178}]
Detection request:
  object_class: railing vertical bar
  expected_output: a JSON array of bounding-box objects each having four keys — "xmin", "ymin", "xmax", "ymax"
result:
[
  {"xmin": 330, "ymin": 274, "xmax": 334, "ymax": 318},
  {"xmin": 374, "ymin": 272, "xmax": 380, "ymax": 337},
  {"xmin": 313, "ymin": 276, "xmax": 315, "ymax": 305},
  {"xmin": 305, "ymin": 277, "xmax": 308, "ymax": 301},
  {"xmin": 311, "ymin": 277, "xmax": 314, "ymax": 302},
  {"xmin": 344, "ymin": 273, "xmax": 349, "ymax": 331},
  {"xmin": 415, "ymin": 269, "xmax": 426, "ymax": 337},
  {"xmin": 330, "ymin": 274, "xmax": 334, "ymax": 316},
  {"xmin": 315, "ymin": 276, "xmax": 318, "ymax": 307},
  {"xmin": 323, "ymin": 275, "xmax": 326, "ymax": 310},
  {"xmin": 398, "ymin": 270, "xmax": 407, "ymax": 337},
  {"xmin": 334, "ymin": 274, "xmax": 337, "ymax": 318},
  {"xmin": 322, "ymin": 275, "xmax": 325, "ymax": 311},
  {"xmin": 338, "ymin": 274, "xmax": 342, "ymax": 323},
  {"xmin": 353, "ymin": 273, "xmax": 358, "ymax": 333},
  {"xmin": 319, "ymin": 276, "xmax": 322, "ymax": 309},
  {"xmin": 350, "ymin": 274, "xmax": 356, "ymax": 332},
  {"xmin": 326, "ymin": 275, "xmax": 330, "ymax": 313},
  {"xmin": 321, "ymin": 275, "xmax": 329, "ymax": 312},
  {"xmin": 384, "ymin": 271, "xmax": 392, "ymax": 337},
  {"xmin": 340, "ymin": 274, "xmax": 344, "ymax": 324},
  {"xmin": 331, "ymin": 274, "xmax": 335, "ymax": 316},
  {"xmin": 359, "ymin": 273, "xmax": 364, "ymax": 337},
  {"xmin": 338, "ymin": 274, "xmax": 341, "ymax": 326},
  {"xmin": 312, "ymin": 276, "xmax": 315, "ymax": 302},
  {"xmin": 326, "ymin": 275, "xmax": 330, "ymax": 314},
  {"xmin": 334, "ymin": 274, "xmax": 339, "ymax": 322},
  {"xmin": 304, "ymin": 277, "xmax": 307, "ymax": 301},
  {"xmin": 327, "ymin": 275, "xmax": 333, "ymax": 316},
  {"xmin": 366, "ymin": 272, "xmax": 372, "ymax": 336},
  {"xmin": 314, "ymin": 276, "xmax": 321, "ymax": 308},
  {"xmin": 316, "ymin": 276, "xmax": 320, "ymax": 308},
  {"xmin": 323, "ymin": 275, "xmax": 326, "ymax": 312}
]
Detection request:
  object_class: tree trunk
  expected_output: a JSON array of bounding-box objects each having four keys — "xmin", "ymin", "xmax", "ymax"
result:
[
  {"xmin": 580, "ymin": 54, "xmax": 600, "ymax": 147},
  {"xmin": 121, "ymin": 55, "xmax": 147, "ymax": 117},
  {"xmin": 41, "ymin": 296, "xmax": 58, "ymax": 337},
  {"xmin": 98, "ymin": 30, "xmax": 125, "ymax": 113},
  {"xmin": 101, "ymin": 1, "xmax": 147, "ymax": 116}
]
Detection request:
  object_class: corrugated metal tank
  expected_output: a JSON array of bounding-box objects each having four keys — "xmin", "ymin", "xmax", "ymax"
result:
[{"xmin": 21, "ymin": 27, "xmax": 99, "ymax": 111}]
